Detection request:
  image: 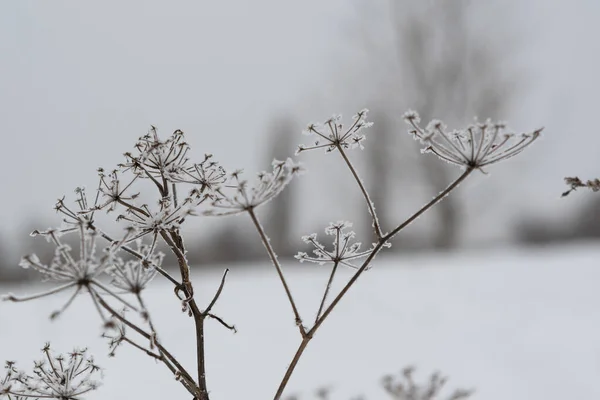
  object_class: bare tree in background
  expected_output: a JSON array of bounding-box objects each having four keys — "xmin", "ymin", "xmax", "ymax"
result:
[{"xmin": 362, "ymin": 0, "xmax": 514, "ymax": 249}]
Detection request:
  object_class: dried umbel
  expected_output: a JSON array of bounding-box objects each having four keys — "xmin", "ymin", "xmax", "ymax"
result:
[
  {"xmin": 0, "ymin": 345, "xmax": 102, "ymax": 400},
  {"xmin": 295, "ymin": 221, "xmax": 385, "ymax": 268},
  {"xmin": 562, "ymin": 176, "xmax": 600, "ymax": 197},
  {"xmin": 403, "ymin": 110, "xmax": 542, "ymax": 171},
  {"xmin": 382, "ymin": 367, "xmax": 473, "ymax": 400},
  {"xmin": 296, "ymin": 109, "xmax": 373, "ymax": 154},
  {"xmin": 3, "ymin": 226, "xmax": 137, "ymax": 321},
  {"xmin": 204, "ymin": 158, "xmax": 304, "ymax": 217}
]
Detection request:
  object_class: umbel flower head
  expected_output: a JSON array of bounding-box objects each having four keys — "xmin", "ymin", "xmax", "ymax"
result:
[
  {"xmin": 296, "ymin": 109, "xmax": 373, "ymax": 154},
  {"xmin": 121, "ymin": 127, "xmax": 191, "ymax": 181},
  {"xmin": 1, "ymin": 344, "xmax": 102, "ymax": 400},
  {"xmin": 171, "ymin": 153, "xmax": 227, "ymax": 192},
  {"xmin": 3, "ymin": 226, "xmax": 136, "ymax": 321},
  {"xmin": 107, "ymin": 239, "xmax": 163, "ymax": 295},
  {"xmin": 204, "ymin": 158, "xmax": 304, "ymax": 217},
  {"xmin": 295, "ymin": 221, "xmax": 385, "ymax": 268},
  {"xmin": 403, "ymin": 110, "xmax": 541, "ymax": 171}
]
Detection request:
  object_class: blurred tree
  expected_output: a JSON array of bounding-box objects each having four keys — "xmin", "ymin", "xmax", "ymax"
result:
[{"xmin": 360, "ymin": 0, "xmax": 515, "ymax": 249}]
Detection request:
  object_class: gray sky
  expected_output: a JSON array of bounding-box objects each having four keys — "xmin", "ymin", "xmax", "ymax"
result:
[{"xmin": 1, "ymin": 0, "xmax": 600, "ymax": 243}]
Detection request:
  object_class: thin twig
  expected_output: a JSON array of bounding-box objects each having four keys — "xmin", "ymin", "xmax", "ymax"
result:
[
  {"xmin": 207, "ymin": 313, "xmax": 237, "ymax": 333},
  {"xmin": 315, "ymin": 262, "xmax": 339, "ymax": 324},
  {"xmin": 272, "ymin": 168, "xmax": 473, "ymax": 400},
  {"xmin": 247, "ymin": 207, "xmax": 306, "ymax": 337},
  {"xmin": 204, "ymin": 269, "xmax": 229, "ymax": 315},
  {"xmin": 337, "ymin": 145, "xmax": 384, "ymax": 239}
]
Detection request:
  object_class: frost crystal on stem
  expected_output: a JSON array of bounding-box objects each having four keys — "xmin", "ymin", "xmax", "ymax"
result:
[
  {"xmin": 403, "ymin": 110, "xmax": 541, "ymax": 170},
  {"xmin": 296, "ymin": 109, "xmax": 373, "ymax": 154}
]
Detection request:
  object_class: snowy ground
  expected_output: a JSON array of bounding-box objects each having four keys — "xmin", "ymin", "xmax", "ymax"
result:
[{"xmin": 1, "ymin": 242, "xmax": 600, "ymax": 400}]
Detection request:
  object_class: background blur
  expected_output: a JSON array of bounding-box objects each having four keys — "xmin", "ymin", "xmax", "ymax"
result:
[{"xmin": 1, "ymin": 0, "xmax": 600, "ymax": 281}]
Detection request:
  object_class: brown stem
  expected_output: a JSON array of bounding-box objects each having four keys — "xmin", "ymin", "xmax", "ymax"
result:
[
  {"xmin": 273, "ymin": 338, "xmax": 311, "ymax": 400},
  {"xmin": 273, "ymin": 168, "xmax": 473, "ymax": 399},
  {"xmin": 337, "ymin": 145, "xmax": 384, "ymax": 239},
  {"xmin": 161, "ymin": 229, "xmax": 211, "ymax": 400},
  {"xmin": 247, "ymin": 207, "xmax": 306, "ymax": 337},
  {"xmin": 315, "ymin": 262, "xmax": 339, "ymax": 324}
]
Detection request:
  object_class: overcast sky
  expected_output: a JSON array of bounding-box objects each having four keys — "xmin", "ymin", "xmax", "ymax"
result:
[{"xmin": 1, "ymin": 0, "xmax": 600, "ymax": 244}]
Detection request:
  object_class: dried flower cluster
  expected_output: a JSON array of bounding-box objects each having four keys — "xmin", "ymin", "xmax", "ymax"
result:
[
  {"xmin": 381, "ymin": 367, "xmax": 473, "ymax": 400},
  {"xmin": 283, "ymin": 367, "xmax": 472, "ymax": 400},
  {"xmin": 562, "ymin": 176, "xmax": 600, "ymax": 197},
  {"xmin": 3, "ymin": 109, "xmax": 540, "ymax": 400},
  {"xmin": 403, "ymin": 110, "xmax": 541, "ymax": 171},
  {"xmin": 297, "ymin": 109, "xmax": 373, "ymax": 154},
  {"xmin": 1, "ymin": 345, "xmax": 101, "ymax": 400}
]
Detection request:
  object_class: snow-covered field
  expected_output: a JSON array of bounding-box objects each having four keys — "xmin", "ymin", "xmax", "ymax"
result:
[{"xmin": 1, "ymin": 242, "xmax": 600, "ymax": 400}]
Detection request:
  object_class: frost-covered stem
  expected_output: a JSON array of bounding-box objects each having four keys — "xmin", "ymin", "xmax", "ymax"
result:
[
  {"xmin": 95, "ymin": 294, "xmax": 199, "ymax": 396},
  {"xmin": 247, "ymin": 207, "xmax": 306, "ymax": 337},
  {"xmin": 273, "ymin": 337, "xmax": 311, "ymax": 400},
  {"xmin": 122, "ymin": 336, "xmax": 162, "ymax": 360},
  {"xmin": 385, "ymin": 168, "xmax": 473, "ymax": 238},
  {"xmin": 160, "ymin": 230, "xmax": 211, "ymax": 400},
  {"xmin": 273, "ymin": 168, "xmax": 472, "ymax": 399},
  {"xmin": 315, "ymin": 262, "xmax": 339, "ymax": 324},
  {"xmin": 193, "ymin": 312, "xmax": 209, "ymax": 400},
  {"xmin": 337, "ymin": 145, "xmax": 384, "ymax": 239}
]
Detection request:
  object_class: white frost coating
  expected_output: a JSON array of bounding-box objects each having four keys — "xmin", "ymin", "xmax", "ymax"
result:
[
  {"xmin": 404, "ymin": 111, "xmax": 542, "ymax": 170},
  {"xmin": 204, "ymin": 158, "xmax": 304, "ymax": 217},
  {"xmin": 296, "ymin": 109, "xmax": 373, "ymax": 154},
  {"xmin": 295, "ymin": 221, "xmax": 375, "ymax": 269},
  {"xmin": 0, "ymin": 346, "xmax": 102, "ymax": 399}
]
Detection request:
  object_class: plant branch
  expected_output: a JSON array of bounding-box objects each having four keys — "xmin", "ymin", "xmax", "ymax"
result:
[
  {"xmin": 273, "ymin": 168, "xmax": 473, "ymax": 399},
  {"xmin": 247, "ymin": 207, "xmax": 306, "ymax": 337},
  {"xmin": 315, "ymin": 262, "xmax": 339, "ymax": 324},
  {"xmin": 273, "ymin": 338, "xmax": 311, "ymax": 400},
  {"xmin": 337, "ymin": 145, "xmax": 384, "ymax": 239},
  {"xmin": 95, "ymin": 294, "xmax": 199, "ymax": 396},
  {"xmin": 161, "ymin": 229, "xmax": 212, "ymax": 400},
  {"xmin": 204, "ymin": 269, "xmax": 229, "ymax": 315}
]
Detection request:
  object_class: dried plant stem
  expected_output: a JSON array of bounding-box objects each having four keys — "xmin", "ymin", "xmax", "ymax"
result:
[
  {"xmin": 95, "ymin": 295, "xmax": 199, "ymax": 397},
  {"xmin": 337, "ymin": 146, "xmax": 384, "ymax": 239},
  {"xmin": 273, "ymin": 168, "xmax": 473, "ymax": 400},
  {"xmin": 248, "ymin": 207, "xmax": 306, "ymax": 337},
  {"xmin": 160, "ymin": 230, "xmax": 211, "ymax": 400},
  {"xmin": 315, "ymin": 262, "xmax": 339, "ymax": 324},
  {"xmin": 273, "ymin": 338, "xmax": 311, "ymax": 400}
]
